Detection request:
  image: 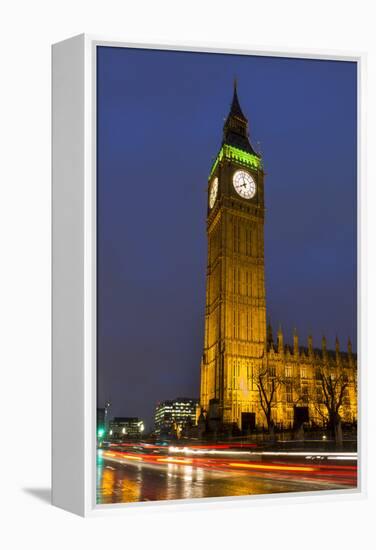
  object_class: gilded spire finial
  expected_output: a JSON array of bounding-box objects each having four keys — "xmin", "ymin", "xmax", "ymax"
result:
[
  {"xmin": 308, "ymin": 333, "xmax": 313, "ymax": 354},
  {"xmin": 322, "ymin": 334, "xmax": 327, "ymax": 355},
  {"xmin": 348, "ymin": 337, "xmax": 352, "ymax": 355},
  {"xmin": 277, "ymin": 324, "xmax": 284, "ymax": 353},
  {"xmin": 293, "ymin": 327, "xmax": 299, "ymax": 355},
  {"xmin": 267, "ymin": 317, "xmax": 274, "ymax": 348}
]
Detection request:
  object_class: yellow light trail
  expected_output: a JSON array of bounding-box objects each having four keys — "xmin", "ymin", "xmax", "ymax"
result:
[
  {"xmin": 156, "ymin": 458, "xmax": 192, "ymax": 465},
  {"xmin": 104, "ymin": 452, "xmax": 142, "ymax": 462},
  {"xmin": 229, "ymin": 463, "xmax": 315, "ymax": 472}
]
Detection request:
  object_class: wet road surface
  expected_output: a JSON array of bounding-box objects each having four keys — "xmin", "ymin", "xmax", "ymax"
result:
[{"xmin": 97, "ymin": 447, "xmax": 357, "ymax": 504}]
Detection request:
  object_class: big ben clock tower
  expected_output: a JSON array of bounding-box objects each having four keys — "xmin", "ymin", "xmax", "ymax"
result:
[{"xmin": 200, "ymin": 82, "xmax": 266, "ymax": 428}]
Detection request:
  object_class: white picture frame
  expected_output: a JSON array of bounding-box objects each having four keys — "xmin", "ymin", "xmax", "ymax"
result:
[{"xmin": 52, "ymin": 34, "xmax": 366, "ymax": 517}]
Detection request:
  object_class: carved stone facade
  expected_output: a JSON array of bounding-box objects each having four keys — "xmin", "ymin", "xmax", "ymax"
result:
[{"xmin": 199, "ymin": 85, "xmax": 357, "ymax": 430}]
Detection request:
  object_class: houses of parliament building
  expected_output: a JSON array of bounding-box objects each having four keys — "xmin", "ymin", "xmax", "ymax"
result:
[{"xmin": 199, "ymin": 84, "xmax": 357, "ymax": 432}]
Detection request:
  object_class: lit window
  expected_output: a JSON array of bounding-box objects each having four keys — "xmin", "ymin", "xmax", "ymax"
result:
[{"xmin": 285, "ymin": 366, "xmax": 292, "ymax": 378}]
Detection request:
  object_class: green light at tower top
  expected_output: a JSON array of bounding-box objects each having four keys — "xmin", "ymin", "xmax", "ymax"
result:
[{"xmin": 209, "ymin": 144, "xmax": 262, "ymax": 179}]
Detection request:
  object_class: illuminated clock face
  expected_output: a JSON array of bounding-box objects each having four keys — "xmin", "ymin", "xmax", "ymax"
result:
[
  {"xmin": 233, "ymin": 170, "xmax": 256, "ymax": 199},
  {"xmin": 209, "ymin": 177, "xmax": 218, "ymax": 208}
]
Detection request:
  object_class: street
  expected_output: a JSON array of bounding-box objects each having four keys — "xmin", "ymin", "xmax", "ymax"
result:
[{"xmin": 96, "ymin": 444, "xmax": 357, "ymax": 504}]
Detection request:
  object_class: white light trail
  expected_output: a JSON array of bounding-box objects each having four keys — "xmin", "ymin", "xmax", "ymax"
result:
[{"xmin": 167, "ymin": 447, "xmax": 357, "ymax": 460}]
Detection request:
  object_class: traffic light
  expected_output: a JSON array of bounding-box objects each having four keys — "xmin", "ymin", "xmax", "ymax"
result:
[{"xmin": 97, "ymin": 428, "xmax": 105, "ymax": 438}]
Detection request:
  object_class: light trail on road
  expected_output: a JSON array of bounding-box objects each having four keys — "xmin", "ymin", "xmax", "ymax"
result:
[
  {"xmin": 99, "ymin": 445, "xmax": 357, "ymax": 491},
  {"xmin": 96, "ymin": 440, "xmax": 357, "ymax": 505}
]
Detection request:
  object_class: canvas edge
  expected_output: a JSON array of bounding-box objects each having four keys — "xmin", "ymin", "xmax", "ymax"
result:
[{"xmin": 52, "ymin": 33, "xmax": 87, "ymax": 516}]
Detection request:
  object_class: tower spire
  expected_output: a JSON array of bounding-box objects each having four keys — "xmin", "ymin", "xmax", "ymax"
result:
[
  {"xmin": 335, "ymin": 335, "xmax": 340, "ymax": 364},
  {"xmin": 308, "ymin": 333, "xmax": 313, "ymax": 355},
  {"xmin": 335, "ymin": 335, "xmax": 340, "ymax": 353},
  {"xmin": 267, "ymin": 318, "xmax": 274, "ymax": 349},
  {"xmin": 229, "ymin": 79, "xmax": 246, "ymax": 121},
  {"xmin": 293, "ymin": 327, "xmax": 299, "ymax": 355},
  {"xmin": 277, "ymin": 324, "xmax": 284, "ymax": 353},
  {"xmin": 347, "ymin": 337, "xmax": 353, "ymax": 367},
  {"xmin": 222, "ymin": 82, "xmax": 258, "ymax": 155},
  {"xmin": 322, "ymin": 334, "xmax": 327, "ymax": 358}
]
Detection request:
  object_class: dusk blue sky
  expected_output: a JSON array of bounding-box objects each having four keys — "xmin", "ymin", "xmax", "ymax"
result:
[{"xmin": 97, "ymin": 46, "xmax": 357, "ymax": 429}]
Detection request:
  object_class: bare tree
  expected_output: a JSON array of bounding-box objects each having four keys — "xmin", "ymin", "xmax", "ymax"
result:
[
  {"xmin": 313, "ymin": 359, "xmax": 349, "ymax": 445},
  {"xmin": 252, "ymin": 358, "xmax": 282, "ymax": 437},
  {"xmin": 286, "ymin": 358, "xmax": 348, "ymax": 445}
]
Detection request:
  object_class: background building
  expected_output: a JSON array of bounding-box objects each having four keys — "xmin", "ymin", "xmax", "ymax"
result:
[
  {"xmin": 154, "ymin": 398, "xmax": 199, "ymax": 437},
  {"xmin": 108, "ymin": 417, "xmax": 145, "ymax": 440}
]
